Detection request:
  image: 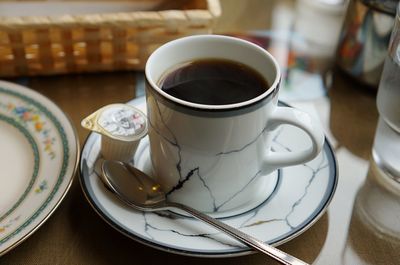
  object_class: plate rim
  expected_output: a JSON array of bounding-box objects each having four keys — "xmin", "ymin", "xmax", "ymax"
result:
[
  {"xmin": 0, "ymin": 80, "xmax": 80, "ymax": 257},
  {"xmin": 79, "ymin": 97, "xmax": 338, "ymax": 258},
  {"xmin": 0, "ymin": 114, "xmax": 40, "ymax": 222}
]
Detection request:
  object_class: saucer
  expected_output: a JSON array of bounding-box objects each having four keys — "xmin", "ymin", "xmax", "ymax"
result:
[
  {"xmin": 0, "ymin": 81, "xmax": 79, "ymax": 256},
  {"xmin": 79, "ymin": 97, "xmax": 338, "ymax": 257}
]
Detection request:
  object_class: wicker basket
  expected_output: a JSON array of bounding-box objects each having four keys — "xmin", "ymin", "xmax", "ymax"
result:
[{"xmin": 0, "ymin": 0, "xmax": 221, "ymax": 77}]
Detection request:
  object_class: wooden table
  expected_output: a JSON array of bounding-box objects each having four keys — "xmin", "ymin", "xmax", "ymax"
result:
[{"xmin": 2, "ymin": 1, "xmax": 400, "ymax": 264}]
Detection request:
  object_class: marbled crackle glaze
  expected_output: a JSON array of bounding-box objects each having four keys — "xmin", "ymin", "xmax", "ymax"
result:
[{"xmin": 80, "ymin": 99, "xmax": 336, "ymax": 257}]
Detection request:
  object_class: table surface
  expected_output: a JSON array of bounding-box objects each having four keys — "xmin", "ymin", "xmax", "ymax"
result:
[{"xmin": 2, "ymin": 1, "xmax": 400, "ymax": 264}]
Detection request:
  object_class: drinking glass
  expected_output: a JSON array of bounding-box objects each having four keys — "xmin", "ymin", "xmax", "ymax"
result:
[{"xmin": 373, "ymin": 3, "xmax": 400, "ymax": 182}]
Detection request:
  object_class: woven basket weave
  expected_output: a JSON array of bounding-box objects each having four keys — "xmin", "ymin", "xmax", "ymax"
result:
[{"xmin": 0, "ymin": 0, "xmax": 221, "ymax": 77}]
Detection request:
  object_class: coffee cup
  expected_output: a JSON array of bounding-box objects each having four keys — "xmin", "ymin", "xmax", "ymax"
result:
[{"xmin": 145, "ymin": 35, "xmax": 325, "ymax": 216}]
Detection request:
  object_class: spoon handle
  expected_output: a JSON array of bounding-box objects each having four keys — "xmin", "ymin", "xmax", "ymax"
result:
[{"xmin": 168, "ymin": 202, "xmax": 309, "ymax": 265}]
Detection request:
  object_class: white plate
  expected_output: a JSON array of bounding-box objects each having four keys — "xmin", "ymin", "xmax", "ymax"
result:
[
  {"xmin": 0, "ymin": 81, "xmax": 79, "ymax": 256},
  {"xmin": 80, "ymin": 97, "xmax": 337, "ymax": 257}
]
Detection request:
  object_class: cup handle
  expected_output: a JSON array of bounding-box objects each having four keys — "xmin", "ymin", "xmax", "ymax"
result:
[{"xmin": 263, "ymin": 106, "xmax": 325, "ymax": 171}]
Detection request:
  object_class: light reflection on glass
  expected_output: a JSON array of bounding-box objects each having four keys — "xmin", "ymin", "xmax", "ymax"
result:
[{"xmin": 341, "ymin": 159, "xmax": 400, "ymax": 264}]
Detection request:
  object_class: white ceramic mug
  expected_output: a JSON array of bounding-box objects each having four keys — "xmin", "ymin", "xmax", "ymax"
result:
[{"xmin": 145, "ymin": 35, "xmax": 325, "ymax": 216}]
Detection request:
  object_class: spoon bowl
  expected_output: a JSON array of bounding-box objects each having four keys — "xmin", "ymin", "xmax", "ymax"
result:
[
  {"xmin": 100, "ymin": 160, "xmax": 166, "ymax": 210},
  {"xmin": 100, "ymin": 159, "xmax": 309, "ymax": 265}
]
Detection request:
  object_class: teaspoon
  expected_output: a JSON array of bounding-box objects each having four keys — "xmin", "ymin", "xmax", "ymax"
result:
[{"xmin": 99, "ymin": 160, "xmax": 309, "ymax": 265}]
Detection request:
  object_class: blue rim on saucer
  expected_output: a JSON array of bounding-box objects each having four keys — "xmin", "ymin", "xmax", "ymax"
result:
[{"xmin": 79, "ymin": 97, "xmax": 338, "ymax": 258}]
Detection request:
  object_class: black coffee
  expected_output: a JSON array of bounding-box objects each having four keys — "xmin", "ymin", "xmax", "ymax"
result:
[{"xmin": 159, "ymin": 59, "xmax": 268, "ymax": 105}]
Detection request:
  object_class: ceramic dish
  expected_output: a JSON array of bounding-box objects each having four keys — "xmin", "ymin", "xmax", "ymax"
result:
[
  {"xmin": 80, "ymin": 97, "xmax": 337, "ymax": 257},
  {"xmin": 0, "ymin": 81, "xmax": 79, "ymax": 256}
]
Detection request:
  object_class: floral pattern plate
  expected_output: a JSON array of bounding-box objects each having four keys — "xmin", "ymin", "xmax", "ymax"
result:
[
  {"xmin": 0, "ymin": 81, "xmax": 79, "ymax": 256},
  {"xmin": 80, "ymin": 97, "xmax": 337, "ymax": 257}
]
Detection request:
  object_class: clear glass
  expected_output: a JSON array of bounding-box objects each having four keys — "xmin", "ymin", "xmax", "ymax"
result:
[
  {"xmin": 376, "ymin": 3, "xmax": 400, "ymax": 132},
  {"xmin": 373, "ymin": 3, "xmax": 400, "ymax": 182},
  {"xmin": 341, "ymin": 159, "xmax": 400, "ymax": 265}
]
